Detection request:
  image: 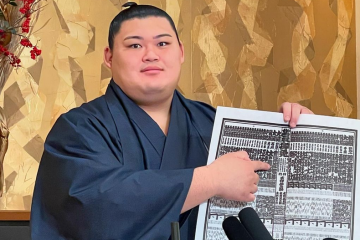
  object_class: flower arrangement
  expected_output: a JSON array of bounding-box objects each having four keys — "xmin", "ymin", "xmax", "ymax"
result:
[
  {"xmin": 0, "ymin": 0, "xmax": 42, "ymax": 68},
  {"xmin": 0, "ymin": 0, "xmax": 42, "ymax": 197}
]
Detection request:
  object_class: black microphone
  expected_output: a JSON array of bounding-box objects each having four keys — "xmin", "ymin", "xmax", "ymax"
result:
[
  {"xmin": 238, "ymin": 207, "xmax": 273, "ymax": 240},
  {"xmin": 323, "ymin": 238, "xmax": 338, "ymax": 240},
  {"xmin": 171, "ymin": 222, "xmax": 180, "ymax": 240},
  {"xmin": 222, "ymin": 216, "xmax": 254, "ymax": 240}
]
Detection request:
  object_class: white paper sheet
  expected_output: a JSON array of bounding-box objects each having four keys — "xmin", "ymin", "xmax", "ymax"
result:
[{"xmin": 195, "ymin": 106, "xmax": 360, "ymax": 240}]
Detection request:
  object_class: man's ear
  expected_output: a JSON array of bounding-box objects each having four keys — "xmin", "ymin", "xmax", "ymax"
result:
[
  {"xmin": 179, "ymin": 41, "xmax": 185, "ymax": 64},
  {"xmin": 104, "ymin": 46, "xmax": 112, "ymax": 68}
]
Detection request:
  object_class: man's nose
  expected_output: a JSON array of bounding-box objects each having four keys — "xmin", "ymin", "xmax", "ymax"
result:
[{"xmin": 143, "ymin": 47, "xmax": 159, "ymax": 62}]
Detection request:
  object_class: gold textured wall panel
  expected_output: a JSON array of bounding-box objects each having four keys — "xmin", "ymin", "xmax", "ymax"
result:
[{"xmin": 0, "ymin": 0, "xmax": 356, "ymax": 210}]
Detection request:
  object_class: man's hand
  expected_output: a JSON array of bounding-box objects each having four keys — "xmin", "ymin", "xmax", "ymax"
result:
[
  {"xmin": 207, "ymin": 151, "xmax": 270, "ymax": 202},
  {"xmin": 279, "ymin": 102, "xmax": 314, "ymax": 128},
  {"xmin": 182, "ymin": 151, "xmax": 270, "ymax": 212}
]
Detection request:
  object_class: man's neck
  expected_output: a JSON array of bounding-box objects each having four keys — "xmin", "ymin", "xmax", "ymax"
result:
[{"xmin": 138, "ymin": 96, "xmax": 173, "ymax": 135}]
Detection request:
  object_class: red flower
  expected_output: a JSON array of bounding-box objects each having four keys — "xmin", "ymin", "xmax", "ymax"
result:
[
  {"xmin": 0, "ymin": 45, "xmax": 7, "ymax": 53},
  {"xmin": 22, "ymin": 17, "xmax": 31, "ymax": 33},
  {"xmin": 1, "ymin": 0, "xmax": 41, "ymax": 68},
  {"xmin": 20, "ymin": 38, "xmax": 32, "ymax": 47},
  {"xmin": 19, "ymin": 0, "xmax": 34, "ymax": 14},
  {"xmin": 19, "ymin": 7, "xmax": 28, "ymax": 14},
  {"xmin": 30, "ymin": 46, "xmax": 41, "ymax": 60}
]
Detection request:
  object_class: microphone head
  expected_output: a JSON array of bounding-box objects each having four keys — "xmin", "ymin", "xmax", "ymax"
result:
[
  {"xmin": 222, "ymin": 216, "xmax": 253, "ymax": 240},
  {"xmin": 238, "ymin": 207, "xmax": 273, "ymax": 240}
]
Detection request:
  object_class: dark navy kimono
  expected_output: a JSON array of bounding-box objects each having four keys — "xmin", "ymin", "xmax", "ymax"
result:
[{"xmin": 31, "ymin": 80, "xmax": 215, "ymax": 240}]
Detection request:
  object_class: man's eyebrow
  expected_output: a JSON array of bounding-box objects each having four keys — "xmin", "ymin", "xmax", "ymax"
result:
[
  {"xmin": 123, "ymin": 34, "xmax": 172, "ymax": 41},
  {"xmin": 154, "ymin": 34, "xmax": 172, "ymax": 39},
  {"xmin": 124, "ymin": 36, "xmax": 144, "ymax": 41}
]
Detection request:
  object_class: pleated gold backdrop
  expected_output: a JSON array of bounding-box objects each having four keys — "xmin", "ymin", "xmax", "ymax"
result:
[{"xmin": 0, "ymin": 0, "xmax": 356, "ymax": 210}]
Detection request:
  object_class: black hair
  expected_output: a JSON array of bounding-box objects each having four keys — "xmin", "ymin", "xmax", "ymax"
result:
[{"xmin": 108, "ymin": 2, "xmax": 180, "ymax": 50}]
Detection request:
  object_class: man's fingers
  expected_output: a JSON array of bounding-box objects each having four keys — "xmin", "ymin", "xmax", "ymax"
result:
[
  {"xmin": 280, "ymin": 102, "xmax": 314, "ymax": 128},
  {"xmin": 250, "ymin": 184, "xmax": 258, "ymax": 194},
  {"xmin": 290, "ymin": 103, "xmax": 301, "ymax": 128},
  {"xmin": 252, "ymin": 161, "xmax": 270, "ymax": 171},
  {"xmin": 279, "ymin": 102, "xmax": 291, "ymax": 122},
  {"xmin": 254, "ymin": 173, "xmax": 260, "ymax": 185},
  {"xmin": 300, "ymin": 107, "xmax": 314, "ymax": 115},
  {"xmin": 246, "ymin": 193, "xmax": 256, "ymax": 202},
  {"xmin": 233, "ymin": 151, "xmax": 251, "ymax": 161}
]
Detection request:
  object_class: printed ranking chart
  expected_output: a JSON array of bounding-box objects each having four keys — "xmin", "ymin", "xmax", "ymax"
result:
[{"xmin": 195, "ymin": 107, "xmax": 360, "ymax": 240}]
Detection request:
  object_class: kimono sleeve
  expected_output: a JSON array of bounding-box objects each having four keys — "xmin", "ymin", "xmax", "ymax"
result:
[{"xmin": 30, "ymin": 111, "xmax": 194, "ymax": 240}]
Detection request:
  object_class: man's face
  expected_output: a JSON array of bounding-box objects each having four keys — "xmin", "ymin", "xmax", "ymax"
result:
[{"xmin": 104, "ymin": 16, "xmax": 184, "ymax": 106}]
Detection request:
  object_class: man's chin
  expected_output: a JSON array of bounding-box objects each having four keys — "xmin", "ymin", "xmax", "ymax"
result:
[
  {"xmin": 139, "ymin": 87, "xmax": 174, "ymax": 99},
  {"xmin": 142, "ymin": 85, "xmax": 174, "ymax": 95},
  {"xmin": 135, "ymin": 91, "xmax": 174, "ymax": 107}
]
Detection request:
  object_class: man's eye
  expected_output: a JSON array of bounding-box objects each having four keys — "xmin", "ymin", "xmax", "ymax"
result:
[
  {"xmin": 158, "ymin": 42, "xmax": 168, "ymax": 47},
  {"xmin": 130, "ymin": 44, "xmax": 141, "ymax": 48}
]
